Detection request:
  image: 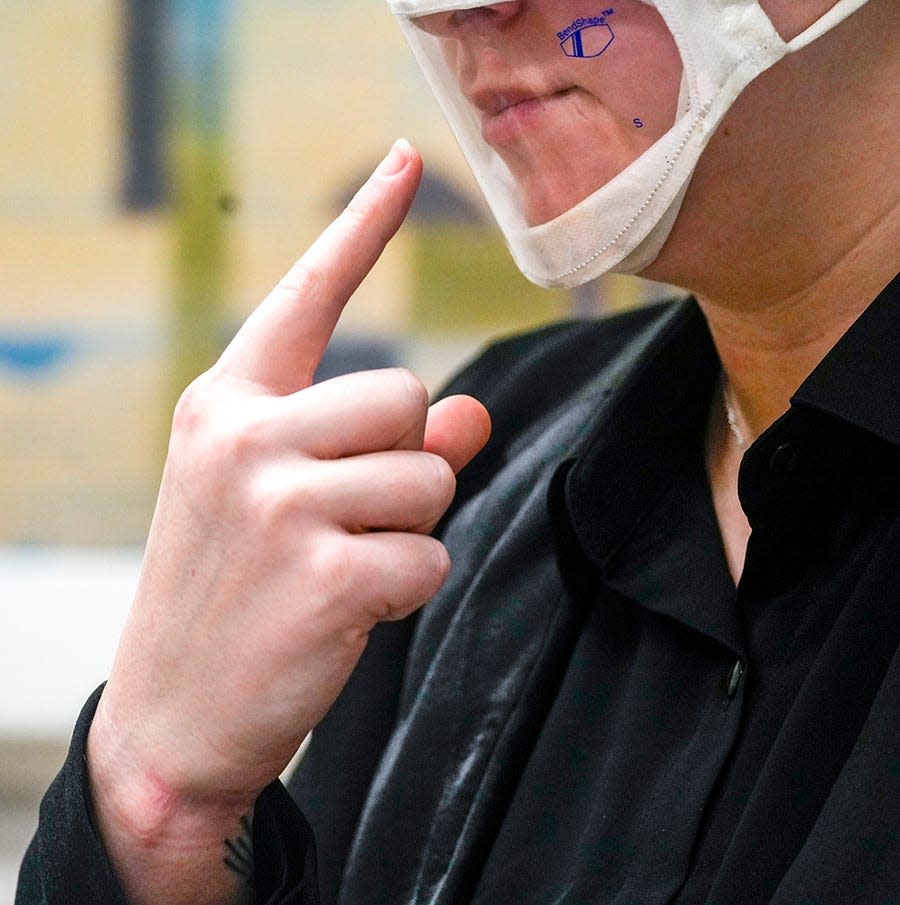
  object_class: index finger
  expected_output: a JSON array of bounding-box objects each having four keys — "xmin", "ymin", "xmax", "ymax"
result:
[{"xmin": 216, "ymin": 139, "xmax": 423, "ymax": 394}]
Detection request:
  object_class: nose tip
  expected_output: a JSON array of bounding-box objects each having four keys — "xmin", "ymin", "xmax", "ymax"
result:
[{"xmin": 415, "ymin": 2, "xmax": 522, "ymax": 37}]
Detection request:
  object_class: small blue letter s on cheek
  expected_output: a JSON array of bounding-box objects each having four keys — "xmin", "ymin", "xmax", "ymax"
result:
[{"xmin": 633, "ymin": 118, "xmax": 644, "ymax": 128}]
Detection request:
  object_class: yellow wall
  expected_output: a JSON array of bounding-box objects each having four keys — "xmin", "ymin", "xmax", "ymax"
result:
[{"xmin": 1, "ymin": 1, "xmax": 166, "ymax": 543}]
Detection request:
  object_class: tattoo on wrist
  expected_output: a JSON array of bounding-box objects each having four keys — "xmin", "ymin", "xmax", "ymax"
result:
[{"xmin": 224, "ymin": 813, "xmax": 254, "ymax": 882}]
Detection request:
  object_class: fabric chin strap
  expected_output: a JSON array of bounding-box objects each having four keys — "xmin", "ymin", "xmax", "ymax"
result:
[{"xmin": 787, "ymin": 0, "xmax": 870, "ymax": 51}]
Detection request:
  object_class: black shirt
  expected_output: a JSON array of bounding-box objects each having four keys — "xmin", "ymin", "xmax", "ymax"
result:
[
  {"xmin": 475, "ymin": 288, "xmax": 900, "ymax": 905},
  {"xmin": 17, "ymin": 275, "xmax": 900, "ymax": 905}
]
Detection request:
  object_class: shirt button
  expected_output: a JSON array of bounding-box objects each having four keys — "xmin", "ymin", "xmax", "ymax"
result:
[
  {"xmin": 769, "ymin": 442, "xmax": 799, "ymax": 474},
  {"xmin": 726, "ymin": 659, "xmax": 745, "ymax": 699}
]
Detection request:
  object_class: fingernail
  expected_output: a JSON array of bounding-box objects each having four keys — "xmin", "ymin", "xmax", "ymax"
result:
[{"xmin": 376, "ymin": 139, "xmax": 411, "ymax": 177}]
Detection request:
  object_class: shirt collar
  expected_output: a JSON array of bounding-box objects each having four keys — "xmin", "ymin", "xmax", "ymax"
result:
[
  {"xmin": 563, "ymin": 299, "xmax": 743, "ymax": 652},
  {"xmin": 793, "ymin": 273, "xmax": 900, "ymax": 447},
  {"xmin": 566, "ymin": 273, "xmax": 900, "ymax": 568},
  {"xmin": 562, "ymin": 274, "xmax": 899, "ymax": 653},
  {"xmin": 565, "ymin": 298, "xmax": 719, "ymax": 574}
]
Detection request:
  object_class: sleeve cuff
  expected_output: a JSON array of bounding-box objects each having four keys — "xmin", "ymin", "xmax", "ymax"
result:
[
  {"xmin": 18, "ymin": 685, "xmax": 320, "ymax": 905},
  {"xmin": 20, "ymin": 683, "xmax": 129, "ymax": 904}
]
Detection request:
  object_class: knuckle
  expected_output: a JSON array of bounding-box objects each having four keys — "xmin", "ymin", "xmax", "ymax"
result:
[
  {"xmin": 247, "ymin": 463, "xmax": 331, "ymax": 546},
  {"xmin": 425, "ymin": 453, "xmax": 457, "ymax": 509},
  {"xmin": 391, "ymin": 368, "xmax": 430, "ymax": 413},
  {"xmin": 171, "ymin": 374, "xmax": 214, "ymax": 437},
  {"xmin": 279, "ymin": 259, "xmax": 323, "ymax": 305},
  {"xmin": 339, "ymin": 624, "xmax": 372, "ymax": 658},
  {"xmin": 343, "ymin": 194, "xmax": 397, "ymax": 250},
  {"xmin": 385, "ymin": 541, "xmax": 449, "ymax": 618},
  {"xmin": 172, "ymin": 399, "xmax": 284, "ymax": 505},
  {"xmin": 420, "ymin": 539, "xmax": 452, "ymax": 597},
  {"xmin": 372, "ymin": 595, "xmax": 408, "ymax": 624},
  {"xmin": 341, "ymin": 198, "xmax": 371, "ymax": 236},
  {"xmin": 247, "ymin": 468, "xmax": 297, "ymax": 534},
  {"xmin": 345, "ymin": 538, "xmax": 452, "ymax": 629},
  {"xmin": 169, "ymin": 379, "xmax": 249, "ymax": 497},
  {"xmin": 427, "ymin": 538, "xmax": 451, "ymax": 581},
  {"xmin": 307, "ymin": 534, "xmax": 355, "ymax": 605},
  {"xmin": 209, "ymin": 413, "xmax": 268, "ymax": 473},
  {"xmin": 342, "ymin": 185, "xmax": 395, "ymax": 248}
]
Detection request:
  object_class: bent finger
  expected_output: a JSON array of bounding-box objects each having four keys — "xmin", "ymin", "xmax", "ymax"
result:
[
  {"xmin": 277, "ymin": 368, "xmax": 429, "ymax": 458},
  {"xmin": 298, "ymin": 450, "xmax": 456, "ymax": 534},
  {"xmin": 339, "ymin": 531, "xmax": 451, "ymax": 626}
]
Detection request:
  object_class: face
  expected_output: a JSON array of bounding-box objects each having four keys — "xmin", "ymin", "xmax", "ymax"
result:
[{"xmin": 414, "ymin": 1, "xmax": 684, "ymax": 225}]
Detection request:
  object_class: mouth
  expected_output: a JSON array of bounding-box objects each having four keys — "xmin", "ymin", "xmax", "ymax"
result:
[
  {"xmin": 469, "ymin": 84, "xmax": 573, "ymax": 115},
  {"xmin": 473, "ymin": 86, "xmax": 578, "ymax": 146}
]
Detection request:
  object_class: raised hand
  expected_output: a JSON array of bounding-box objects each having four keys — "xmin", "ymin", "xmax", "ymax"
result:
[{"xmin": 86, "ymin": 140, "xmax": 491, "ymax": 905}]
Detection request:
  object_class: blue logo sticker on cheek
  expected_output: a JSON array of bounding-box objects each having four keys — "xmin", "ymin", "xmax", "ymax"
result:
[{"xmin": 558, "ymin": 8, "xmax": 615, "ymax": 59}]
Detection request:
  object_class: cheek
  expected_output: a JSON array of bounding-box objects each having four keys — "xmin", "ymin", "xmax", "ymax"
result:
[
  {"xmin": 576, "ymin": 18, "xmax": 684, "ymax": 139},
  {"xmin": 521, "ymin": 11, "xmax": 683, "ymax": 223}
]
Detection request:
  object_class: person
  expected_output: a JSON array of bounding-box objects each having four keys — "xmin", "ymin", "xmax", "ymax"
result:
[{"xmin": 17, "ymin": 1, "xmax": 899, "ymax": 903}]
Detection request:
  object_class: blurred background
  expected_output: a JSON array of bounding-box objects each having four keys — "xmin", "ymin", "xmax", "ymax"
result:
[{"xmin": 0, "ymin": 0, "xmax": 678, "ymax": 893}]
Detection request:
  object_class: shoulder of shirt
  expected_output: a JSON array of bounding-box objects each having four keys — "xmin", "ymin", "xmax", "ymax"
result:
[
  {"xmin": 436, "ymin": 298, "xmax": 685, "ymax": 512},
  {"xmin": 438, "ymin": 299, "xmax": 678, "ymax": 429}
]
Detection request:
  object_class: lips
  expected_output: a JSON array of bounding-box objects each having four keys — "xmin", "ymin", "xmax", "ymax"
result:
[
  {"xmin": 468, "ymin": 84, "xmax": 569, "ymax": 117},
  {"xmin": 471, "ymin": 85, "xmax": 577, "ymax": 146}
]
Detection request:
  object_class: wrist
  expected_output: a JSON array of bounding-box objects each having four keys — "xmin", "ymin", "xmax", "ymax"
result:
[{"xmin": 86, "ymin": 696, "xmax": 258, "ymax": 905}]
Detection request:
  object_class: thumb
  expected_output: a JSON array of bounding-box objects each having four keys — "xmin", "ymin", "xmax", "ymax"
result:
[{"xmin": 424, "ymin": 395, "xmax": 492, "ymax": 475}]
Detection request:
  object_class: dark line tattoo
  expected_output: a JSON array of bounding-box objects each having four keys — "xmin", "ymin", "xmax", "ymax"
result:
[{"xmin": 224, "ymin": 813, "xmax": 254, "ymax": 881}]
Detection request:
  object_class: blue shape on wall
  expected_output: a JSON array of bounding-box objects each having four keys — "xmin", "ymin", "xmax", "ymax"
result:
[{"xmin": 0, "ymin": 334, "xmax": 77, "ymax": 379}]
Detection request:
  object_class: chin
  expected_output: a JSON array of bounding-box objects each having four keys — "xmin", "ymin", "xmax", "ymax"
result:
[
  {"xmin": 514, "ymin": 165, "xmax": 621, "ymax": 226},
  {"xmin": 501, "ymin": 137, "xmax": 644, "ymax": 226},
  {"xmin": 521, "ymin": 193, "xmax": 569, "ymax": 226}
]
